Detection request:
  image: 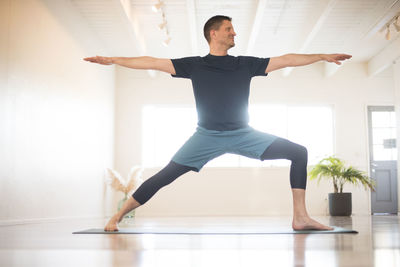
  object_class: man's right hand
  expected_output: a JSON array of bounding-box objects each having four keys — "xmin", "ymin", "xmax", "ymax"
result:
[
  {"xmin": 83, "ymin": 56, "xmax": 114, "ymax": 65},
  {"xmin": 83, "ymin": 56, "xmax": 176, "ymax": 75}
]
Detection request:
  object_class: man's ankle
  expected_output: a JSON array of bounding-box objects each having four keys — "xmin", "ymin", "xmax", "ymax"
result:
[
  {"xmin": 111, "ymin": 213, "xmax": 123, "ymax": 222},
  {"xmin": 293, "ymin": 212, "xmax": 309, "ymax": 218}
]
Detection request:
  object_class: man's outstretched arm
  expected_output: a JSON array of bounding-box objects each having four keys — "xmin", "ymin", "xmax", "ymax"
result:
[
  {"xmin": 265, "ymin": 53, "xmax": 352, "ymax": 73},
  {"xmin": 83, "ymin": 56, "xmax": 176, "ymax": 75}
]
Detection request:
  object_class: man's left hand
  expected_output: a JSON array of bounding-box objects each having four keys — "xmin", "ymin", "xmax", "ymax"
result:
[{"xmin": 322, "ymin": 54, "xmax": 352, "ymax": 65}]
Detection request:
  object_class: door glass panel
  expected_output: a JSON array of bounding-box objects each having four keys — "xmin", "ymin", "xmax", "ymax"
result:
[
  {"xmin": 373, "ymin": 145, "xmax": 396, "ymax": 161},
  {"xmin": 372, "ymin": 128, "xmax": 397, "ymax": 144},
  {"xmin": 372, "ymin": 112, "xmax": 392, "ymax": 127},
  {"xmin": 371, "ymin": 111, "xmax": 397, "ymax": 161}
]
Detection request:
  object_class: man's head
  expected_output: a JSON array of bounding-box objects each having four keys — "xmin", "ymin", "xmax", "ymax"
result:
[{"xmin": 203, "ymin": 15, "xmax": 236, "ymax": 48}]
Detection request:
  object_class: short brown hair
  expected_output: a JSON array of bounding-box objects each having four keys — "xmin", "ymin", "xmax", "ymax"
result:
[{"xmin": 203, "ymin": 15, "xmax": 232, "ymax": 43}]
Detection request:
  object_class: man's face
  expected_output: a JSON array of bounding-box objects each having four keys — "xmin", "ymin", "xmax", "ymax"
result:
[{"xmin": 212, "ymin": 20, "xmax": 237, "ymax": 48}]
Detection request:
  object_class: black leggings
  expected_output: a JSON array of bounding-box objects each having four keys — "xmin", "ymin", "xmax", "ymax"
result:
[
  {"xmin": 132, "ymin": 137, "xmax": 307, "ymax": 205},
  {"xmin": 260, "ymin": 137, "xmax": 308, "ymax": 189},
  {"xmin": 132, "ymin": 161, "xmax": 194, "ymax": 205}
]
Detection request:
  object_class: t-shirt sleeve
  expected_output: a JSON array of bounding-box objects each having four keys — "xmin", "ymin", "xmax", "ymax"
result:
[
  {"xmin": 170, "ymin": 57, "xmax": 197, "ymax": 79},
  {"xmin": 244, "ymin": 56, "xmax": 270, "ymax": 77}
]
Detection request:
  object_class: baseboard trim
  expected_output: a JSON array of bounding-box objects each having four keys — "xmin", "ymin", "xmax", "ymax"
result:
[{"xmin": 0, "ymin": 215, "xmax": 108, "ymax": 226}]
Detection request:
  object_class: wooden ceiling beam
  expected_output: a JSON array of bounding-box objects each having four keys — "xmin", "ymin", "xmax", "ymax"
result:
[
  {"xmin": 186, "ymin": 0, "xmax": 198, "ymax": 55},
  {"xmin": 368, "ymin": 35, "xmax": 400, "ymax": 76},
  {"xmin": 246, "ymin": 0, "xmax": 268, "ymax": 55},
  {"xmin": 119, "ymin": 0, "xmax": 155, "ymax": 77},
  {"xmin": 282, "ymin": 0, "xmax": 338, "ymax": 77}
]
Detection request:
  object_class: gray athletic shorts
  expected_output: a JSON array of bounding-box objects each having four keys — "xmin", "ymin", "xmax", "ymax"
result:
[{"xmin": 171, "ymin": 126, "xmax": 279, "ymax": 172}]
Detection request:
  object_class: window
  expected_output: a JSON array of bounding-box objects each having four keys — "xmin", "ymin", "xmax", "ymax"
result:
[{"xmin": 142, "ymin": 105, "xmax": 334, "ymax": 168}]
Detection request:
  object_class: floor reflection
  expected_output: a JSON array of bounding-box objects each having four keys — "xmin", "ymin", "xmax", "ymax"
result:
[
  {"xmin": 105, "ymin": 231, "xmax": 363, "ymax": 267},
  {"xmin": 1, "ymin": 215, "xmax": 397, "ymax": 267}
]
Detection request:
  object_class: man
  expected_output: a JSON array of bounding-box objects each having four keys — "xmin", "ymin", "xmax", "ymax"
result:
[{"xmin": 84, "ymin": 15, "xmax": 351, "ymax": 232}]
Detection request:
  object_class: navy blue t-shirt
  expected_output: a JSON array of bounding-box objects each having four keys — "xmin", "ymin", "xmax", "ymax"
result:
[{"xmin": 171, "ymin": 54, "xmax": 270, "ymax": 131}]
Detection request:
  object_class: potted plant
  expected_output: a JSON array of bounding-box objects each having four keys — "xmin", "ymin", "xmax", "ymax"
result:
[
  {"xmin": 308, "ymin": 156, "xmax": 375, "ymax": 216},
  {"xmin": 105, "ymin": 166, "xmax": 144, "ymax": 220}
]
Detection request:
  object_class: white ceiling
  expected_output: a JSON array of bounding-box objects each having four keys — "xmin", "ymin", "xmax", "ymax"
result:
[{"xmin": 71, "ymin": 0, "xmax": 400, "ymax": 76}]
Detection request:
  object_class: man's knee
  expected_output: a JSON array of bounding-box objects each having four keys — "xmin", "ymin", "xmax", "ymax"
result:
[
  {"xmin": 299, "ymin": 144, "xmax": 308, "ymax": 157},
  {"xmin": 292, "ymin": 144, "xmax": 308, "ymax": 162}
]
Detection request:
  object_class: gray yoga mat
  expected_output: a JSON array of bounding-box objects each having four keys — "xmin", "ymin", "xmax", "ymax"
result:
[{"xmin": 73, "ymin": 226, "xmax": 358, "ymax": 235}]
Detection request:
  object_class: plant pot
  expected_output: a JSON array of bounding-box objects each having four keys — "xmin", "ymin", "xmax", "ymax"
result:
[{"xmin": 328, "ymin": 192, "xmax": 352, "ymax": 216}]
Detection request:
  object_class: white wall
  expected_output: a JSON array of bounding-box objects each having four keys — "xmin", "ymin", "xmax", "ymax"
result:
[
  {"xmin": 0, "ymin": 0, "xmax": 115, "ymax": 224},
  {"xmin": 115, "ymin": 62, "xmax": 395, "ymax": 216},
  {"xmin": 394, "ymin": 61, "xmax": 400, "ymax": 211}
]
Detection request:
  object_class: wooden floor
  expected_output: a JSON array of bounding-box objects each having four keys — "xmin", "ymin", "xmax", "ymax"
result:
[{"xmin": 0, "ymin": 215, "xmax": 399, "ymax": 267}]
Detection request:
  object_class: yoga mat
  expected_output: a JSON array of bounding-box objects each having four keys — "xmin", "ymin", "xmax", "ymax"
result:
[{"xmin": 73, "ymin": 226, "xmax": 358, "ymax": 235}]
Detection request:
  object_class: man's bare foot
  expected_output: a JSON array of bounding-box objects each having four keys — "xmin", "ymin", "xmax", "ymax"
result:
[
  {"xmin": 292, "ymin": 216, "xmax": 334, "ymax": 231},
  {"xmin": 104, "ymin": 215, "xmax": 122, "ymax": 232}
]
